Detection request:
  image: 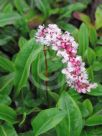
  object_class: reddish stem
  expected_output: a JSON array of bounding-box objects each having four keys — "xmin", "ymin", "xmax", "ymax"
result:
[{"xmin": 43, "ymin": 46, "xmax": 49, "ymax": 106}]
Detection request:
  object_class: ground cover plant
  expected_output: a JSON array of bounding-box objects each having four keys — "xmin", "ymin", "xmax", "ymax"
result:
[{"xmin": 0, "ymin": 0, "xmax": 102, "ymax": 135}]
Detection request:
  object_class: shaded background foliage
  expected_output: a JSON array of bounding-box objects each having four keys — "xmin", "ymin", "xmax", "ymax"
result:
[{"xmin": 0, "ymin": 0, "xmax": 102, "ymax": 136}]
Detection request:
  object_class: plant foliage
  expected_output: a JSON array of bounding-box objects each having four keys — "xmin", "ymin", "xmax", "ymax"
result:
[{"xmin": 0, "ymin": 0, "xmax": 102, "ymax": 135}]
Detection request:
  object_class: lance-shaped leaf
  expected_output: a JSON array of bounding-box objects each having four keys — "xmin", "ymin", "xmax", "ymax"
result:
[
  {"xmin": 95, "ymin": 5, "xmax": 102, "ymax": 29},
  {"xmin": 0, "ymin": 73, "xmax": 14, "ymax": 95},
  {"xmin": 31, "ymin": 108, "xmax": 66, "ymax": 136},
  {"xmin": 0, "ymin": 56, "xmax": 15, "ymax": 72},
  {"xmin": 59, "ymin": 2, "xmax": 86, "ymax": 19},
  {"xmin": 56, "ymin": 91, "xmax": 83, "ymax": 136},
  {"xmin": 0, "ymin": 12, "xmax": 21, "ymax": 27},
  {"xmin": 85, "ymin": 108, "xmax": 102, "ymax": 126},
  {"xmin": 0, "ymin": 124, "xmax": 18, "ymax": 136},
  {"xmin": 14, "ymin": 38, "xmax": 43, "ymax": 96},
  {"xmin": 0, "ymin": 104, "xmax": 17, "ymax": 124},
  {"xmin": 34, "ymin": 0, "xmax": 51, "ymax": 18},
  {"xmin": 78, "ymin": 23, "xmax": 89, "ymax": 57},
  {"xmin": 0, "ymin": 94, "xmax": 11, "ymax": 105}
]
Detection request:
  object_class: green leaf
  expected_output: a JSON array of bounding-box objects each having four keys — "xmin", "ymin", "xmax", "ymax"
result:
[
  {"xmin": 58, "ymin": 21, "xmax": 78, "ymax": 39},
  {"xmin": 87, "ymin": 66, "xmax": 94, "ymax": 81},
  {"xmin": 18, "ymin": 36, "xmax": 27, "ymax": 49},
  {"xmin": 95, "ymin": 5, "xmax": 102, "ymax": 29},
  {"xmin": 73, "ymin": 13, "xmax": 97, "ymax": 46},
  {"xmin": 59, "ymin": 2, "xmax": 86, "ymax": 19},
  {"xmin": 15, "ymin": 17, "xmax": 29, "ymax": 35},
  {"xmin": 56, "ymin": 91, "xmax": 83, "ymax": 136},
  {"xmin": 92, "ymin": 61, "xmax": 102, "ymax": 71},
  {"xmin": 58, "ymin": 22, "xmax": 78, "ymax": 33},
  {"xmin": 68, "ymin": 88, "xmax": 81, "ymax": 102},
  {"xmin": 86, "ymin": 111, "xmax": 102, "ymax": 126},
  {"xmin": 14, "ymin": 38, "xmax": 43, "ymax": 96},
  {"xmin": 80, "ymin": 99, "xmax": 93, "ymax": 118},
  {"xmin": 31, "ymin": 52, "xmax": 43, "ymax": 92},
  {"xmin": 48, "ymin": 57, "xmax": 63, "ymax": 73},
  {"xmin": 0, "ymin": 56, "xmax": 15, "ymax": 72},
  {"xmin": 88, "ymin": 84, "xmax": 102, "ymax": 96},
  {"xmin": 95, "ymin": 46, "xmax": 102, "ymax": 58},
  {"xmin": 56, "ymin": 119, "xmax": 69, "ymax": 136},
  {"xmin": 0, "ymin": 73, "xmax": 14, "ymax": 95},
  {"xmin": 0, "ymin": 94, "xmax": 11, "ymax": 105},
  {"xmin": 37, "ymin": 52, "xmax": 48, "ymax": 81},
  {"xmin": 86, "ymin": 115, "xmax": 102, "ymax": 126},
  {"xmin": 34, "ymin": 0, "xmax": 51, "ymax": 18},
  {"xmin": 14, "ymin": 0, "xmax": 35, "ymax": 22},
  {"xmin": 0, "ymin": 124, "xmax": 18, "ymax": 136},
  {"xmin": 88, "ymin": 25, "xmax": 97, "ymax": 47},
  {"xmin": 0, "ymin": 12, "xmax": 21, "ymax": 27},
  {"xmin": 94, "ymin": 71, "xmax": 102, "ymax": 83},
  {"xmin": 48, "ymin": 90, "xmax": 59, "ymax": 102},
  {"xmin": 0, "ymin": 0, "xmax": 9, "ymax": 11},
  {"xmin": 83, "ymin": 99, "xmax": 93, "ymax": 116},
  {"xmin": 31, "ymin": 108, "xmax": 66, "ymax": 136},
  {"xmin": 0, "ymin": 104, "xmax": 16, "ymax": 124},
  {"xmin": 78, "ymin": 23, "xmax": 89, "ymax": 56},
  {"xmin": 84, "ymin": 47, "xmax": 96, "ymax": 65},
  {"xmin": 79, "ymin": 103, "xmax": 89, "ymax": 118},
  {"xmin": 14, "ymin": 0, "xmax": 30, "ymax": 14},
  {"xmin": 3, "ymin": 3, "xmax": 13, "ymax": 13},
  {"xmin": 0, "ymin": 35, "xmax": 13, "ymax": 46}
]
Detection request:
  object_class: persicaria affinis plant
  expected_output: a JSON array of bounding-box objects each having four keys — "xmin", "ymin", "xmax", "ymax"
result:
[{"xmin": 35, "ymin": 24, "xmax": 97, "ymax": 93}]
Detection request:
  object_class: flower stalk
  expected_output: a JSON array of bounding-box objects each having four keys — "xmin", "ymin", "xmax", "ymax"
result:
[{"xmin": 43, "ymin": 45, "xmax": 49, "ymax": 105}]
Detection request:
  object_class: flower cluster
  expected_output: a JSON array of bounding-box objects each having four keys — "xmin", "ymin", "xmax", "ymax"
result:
[{"xmin": 35, "ymin": 24, "xmax": 97, "ymax": 93}]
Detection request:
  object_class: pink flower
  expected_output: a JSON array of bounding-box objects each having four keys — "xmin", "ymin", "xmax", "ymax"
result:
[{"xmin": 35, "ymin": 24, "xmax": 97, "ymax": 93}]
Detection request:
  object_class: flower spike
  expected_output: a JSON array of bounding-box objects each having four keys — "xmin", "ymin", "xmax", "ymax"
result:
[{"xmin": 35, "ymin": 24, "xmax": 97, "ymax": 93}]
